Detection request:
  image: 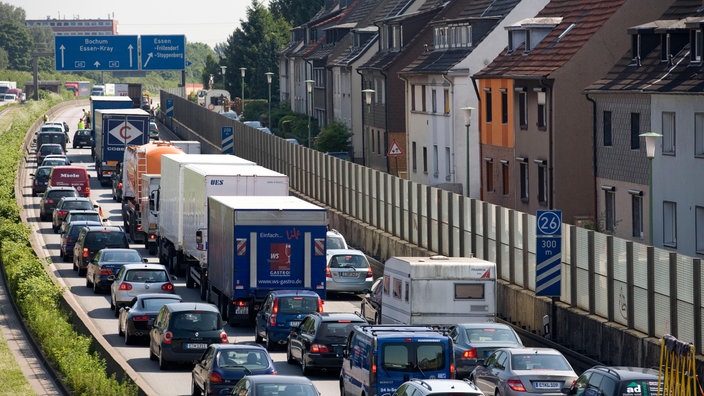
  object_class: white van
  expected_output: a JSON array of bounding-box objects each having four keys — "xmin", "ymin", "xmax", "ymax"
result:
[{"xmin": 380, "ymin": 256, "xmax": 497, "ymax": 325}]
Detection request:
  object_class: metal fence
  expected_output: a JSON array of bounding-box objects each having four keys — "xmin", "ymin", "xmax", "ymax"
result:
[{"xmin": 162, "ymin": 91, "xmax": 704, "ymax": 354}]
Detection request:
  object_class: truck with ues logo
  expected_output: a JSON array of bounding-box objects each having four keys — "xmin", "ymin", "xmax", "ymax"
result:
[
  {"xmin": 93, "ymin": 108, "xmax": 150, "ymax": 186},
  {"xmin": 207, "ymin": 195, "xmax": 328, "ymax": 325}
]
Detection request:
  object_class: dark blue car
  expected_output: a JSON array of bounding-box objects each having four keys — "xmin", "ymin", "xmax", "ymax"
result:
[
  {"xmin": 254, "ymin": 290, "xmax": 323, "ymax": 351},
  {"xmin": 191, "ymin": 343, "xmax": 276, "ymax": 396}
]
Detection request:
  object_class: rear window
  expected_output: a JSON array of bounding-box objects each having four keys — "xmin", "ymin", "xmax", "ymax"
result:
[
  {"xmin": 254, "ymin": 384, "xmax": 317, "ymax": 395},
  {"xmin": 69, "ymin": 213, "xmax": 100, "ymax": 223},
  {"xmin": 64, "ymin": 201, "xmax": 93, "ymax": 210},
  {"xmin": 382, "ymin": 342, "xmax": 447, "ymax": 372},
  {"xmin": 36, "ymin": 168, "xmax": 51, "ymax": 177},
  {"xmin": 329, "ymin": 254, "xmax": 369, "ymax": 269},
  {"xmin": 511, "ymin": 353, "xmax": 572, "ymax": 371},
  {"xmin": 463, "ymin": 328, "xmax": 521, "ymax": 344},
  {"xmin": 124, "ymin": 269, "xmax": 168, "ymax": 282},
  {"xmin": 171, "ymin": 311, "xmax": 220, "ymax": 331},
  {"xmin": 85, "ymin": 231, "xmax": 127, "ymax": 247},
  {"xmin": 141, "ymin": 297, "xmax": 180, "ymax": 311},
  {"xmin": 102, "ymin": 250, "xmax": 141, "ymax": 263},
  {"xmin": 318, "ymin": 321, "xmax": 363, "ymax": 339},
  {"xmin": 277, "ymin": 296, "xmax": 319, "ymax": 314},
  {"xmin": 327, "ymin": 236, "xmax": 346, "ymax": 249},
  {"xmin": 48, "ymin": 190, "xmax": 78, "ymax": 200}
]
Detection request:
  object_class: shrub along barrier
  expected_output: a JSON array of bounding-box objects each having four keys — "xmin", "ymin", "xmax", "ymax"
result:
[{"xmin": 0, "ymin": 95, "xmax": 138, "ymax": 396}]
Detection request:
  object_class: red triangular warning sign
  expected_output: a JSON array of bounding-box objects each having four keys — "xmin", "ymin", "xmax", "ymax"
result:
[{"xmin": 387, "ymin": 140, "xmax": 403, "ymax": 156}]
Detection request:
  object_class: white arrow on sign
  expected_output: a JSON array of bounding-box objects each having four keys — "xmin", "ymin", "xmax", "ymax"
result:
[
  {"xmin": 93, "ymin": 61, "xmax": 101, "ymax": 68},
  {"xmin": 128, "ymin": 44, "xmax": 134, "ymax": 68},
  {"xmin": 59, "ymin": 45, "xmax": 66, "ymax": 68},
  {"xmin": 143, "ymin": 52, "xmax": 153, "ymax": 68}
]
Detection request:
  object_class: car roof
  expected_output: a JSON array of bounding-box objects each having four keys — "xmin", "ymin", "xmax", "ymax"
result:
[
  {"xmin": 453, "ymin": 323, "xmax": 517, "ymax": 330},
  {"xmin": 66, "ymin": 210, "xmax": 100, "ymax": 215},
  {"xmin": 121, "ymin": 263, "xmax": 167, "ymax": 270},
  {"xmin": 313, "ymin": 312, "xmax": 366, "ymax": 322},
  {"xmin": 59, "ymin": 196, "xmax": 91, "ymax": 202},
  {"xmin": 81, "ymin": 225, "xmax": 123, "ymax": 232},
  {"xmin": 587, "ymin": 366, "xmax": 660, "ymax": 380},
  {"xmin": 326, "ymin": 248, "xmax": 365, "ymax": 256},
  {"xmin": 98, "ymin": 248, "xmax": 140, "ymax": 253},
  {"xmin": 66, "ymin": 220, "xmax": 102, "ymax": 229},
  {"xmin": 355, "ymin": 325, "xmax": 445, "ymax": 337},
  {"xmin": 45, "ymin": 186, "xmax": 78, "ymax": 192},
  {"xmin": 241, "ymin": 374, "xmax": 314, "ymax": 385},
  {"xmin": 502, "ymin": 347, "xmax": 562, "ymax": 355},
  {"xmin": 268, "ymin": 289, "xmax": 320, "ymax": 298},
  {"xmin": 210, "ymin": 343, "xmax": 267, "ymax": 352},
  {"xmin": 406, "ymin": 379, "xmax": 483, "ymax": 393},
  {"xmin": 161, "ymin": 302, "xmax": 219, "ymax": 313},
  {"xmin": 135, "ymin": 293, "xmax": 182, "ymax": 300}
]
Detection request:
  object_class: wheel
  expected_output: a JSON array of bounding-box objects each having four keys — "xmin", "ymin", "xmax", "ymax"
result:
[
  {"xmin": 190, "ymin": 378, "xmax": 201, "ymax": 396},
  {"xmin": 114, "ymin": 304, "xmax": 120, "ymax": 318},
  {"xmin": 78, "ymin": 266, "xmax": 86, "ymax": 277},
  {"xmin": 159, "ymin": 350, "xmax": 169, "ymax": 370},
  {"xmin": 254, "ymin": 328, "xmax": 263, "ymax": 344},
  {"xmin": 118, "ymin": 320, "xmax": 124, "ymax": 336},
  {"xmin": 72, "ymin": 259, "xmax": 78, "ymax": 271},
  {"xmin": 86, "ymin": 276, "xmax": 92, "ymax": 288},
  {"xmin": 52, "ymin": 224, "xmax": 59, "ymax": 233},
  {"xmin": 301, "ymin": 353, "xmax": 311, "ymax": 375},
  {"xmin": 124, "ymin": 331, "xmax": 134, "ymax": 345},
  {"xmin": 287, "ymin": 344, "xmax": 295, "ymax": 364},
  {"xmin": 149, "ymin": 347, "xmax": 157, "ymax": 361},
  {"xmin": 265, "ymin": 331, "xmax": 275, "ymax": 351},
  {"xmin": 186, "ymin": 272, "xmax": 195, "ymax": 289},
  {"xmin": 110, "ymin": 295, "xmax": 115, "ymax": 310},
  {"xmin": 92, "ymin": 278, "xmax": 100, "ymax": 294}
]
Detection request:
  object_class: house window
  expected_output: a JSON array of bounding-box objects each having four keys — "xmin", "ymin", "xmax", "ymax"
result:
[
  {"xmin": 484, "ymin": 89, "xmax": 492, "ymax": 123},
  {"xmin": 630, "ymin": 113, "xmax": 640, "ymax": 150},
  {"xmin": 518, "ymin": 91, "xmax": 527, "ymax": 128},
  {"xmin": 431, "ymin": 89, "xmax": 437, "ymax": 113},
  {"xmin": 519, "ymin": 160, "xmax": 529, "ymax": 202},
  {"xmin": 411, "ymin": 84, "xmax": 416, "ymax": 111},
  {"xmin": 433, "ymin": 145, "xmax": 439, "ymax": 177},
  {"xmin": 412, "ymin": 141, "xmax": 417, "ymax": 172},
  {"xmin": 662, "ymin": 111, "xmax": 675, "ymax": 154},
  {"xmin": 631, "ymin": 191, "xmax": 643, "ymax": 238},
  {"xmin": 422, "ymin": 147, "xmax": 428, "ymax": 173},
  {"xmin": 663, "ymin": 201, "xmax": 677, "ymax": 247},
  {"xmin": 695, "ymin": 113, "xmax": 704, "ymax": 156},
  {"xmin": 603, "ymin": 187, "xmax": 616, "ymax": 233},
  {"xmin": 501, "ymin": 161, "xmax": 509, "ymax": 195},
  {"xmin": 445, "ymin": 147, "xmax": 451, "ymax": 180},
  {"xmin": 693, "ymin": 29, "xmax": 702, "ymax": 63},
  {"xmin": 603, "ymin": 111, "xmax": 612, "ymax": 146},
  {"xmin": 376, "ymin": 130, "xmax": 381, "ymax": 154},
  {"xmin": 421, "ymin": 85, "xmax": 427, "ymax": 112},
  {"xmin": 500, "ymin": 89, "xmax": 508, "ymax": 124},
  {"xmin": 536, "ymin": 160, "xmax": 547, "ymax": 204},
  {"xmin": 485, "ymin": 158, "xmax": 494, "ymax": 192},
  {"xmin": 697, "ymin": 206, "xmax": 704, "ymax": 253},
  {"xmin": 537, "ymin": 91, "xmax": 546, "ymax": 129},
  {"xmin": 443, "ymin": 89, "xmax": 450, "ymax": 114},
  {"xmin": 371, "ymin": 128, "xmax": 375, "ymax": 153}
]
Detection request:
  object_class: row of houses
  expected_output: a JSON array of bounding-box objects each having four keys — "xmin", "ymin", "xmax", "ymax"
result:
[{"xmin": 277, "ymin": 0, "xmax": 704, "ymax": 258}]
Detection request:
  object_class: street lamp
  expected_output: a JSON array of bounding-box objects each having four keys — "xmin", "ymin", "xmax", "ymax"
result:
[
  {"xmin": 461, "ymin": 106, "xmax": 475, "ymax": 197},
  {"xmin": 220, "ymin": 65, "xmax": 227, "ymax": 90},
  {"xmin": 240, "ymin": 67, "xmax": 247, "ymax": 118},
  {"xmin": 305, "ymin": 79, "xmax": 315, "ymax": 147},
  {"xmin": 265, "ymin": 72, "xmax": 274, "ymax": 128},
  {"xmin": 640, "ymin": 131, "xmax": 662, "ymax": 245},
  {"xmin": 362, "ymin": 88, "xmax": 375, "ymax": 165}
]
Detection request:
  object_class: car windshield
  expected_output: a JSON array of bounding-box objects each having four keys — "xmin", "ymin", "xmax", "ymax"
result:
[
  {"xmin": 102, "ymin": 250, "xmax": 141, "ymax": 263},
  {"xmin": 218, "ymin": 350, "xmax": 269, "ymax": 368},
  {"xmin": 255, "ymin": 384, "xmax": 317, "ymax": 395},
  {"xmin": 329, "ymin": 254, "xmax": 368, "ymax": 269},
  {"xmin": 141, "ymin": 298, "xmax": 180, "ymax": 311},
  {"xmin": 171, "ymin": 311, "xmax": 220, "ymax": 331},
  {"xmin": 511, "ymin": 353, "xmax": 572, "ymax": 371},
  {"xmin": 463, "ymin": 328, "xmax": 521, "ymax": 344},
  {"xmin": 124, "ymin": 269, "xmax": 168, "ymax": 282},
  {"xmin": 277, "ymin": 296, "xmax": 319, "ymax": 314}
]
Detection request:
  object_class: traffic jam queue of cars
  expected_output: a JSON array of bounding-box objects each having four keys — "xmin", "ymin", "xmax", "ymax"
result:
[{"xmin": 31, "ymin": 118, "xmax": 662, "ymax": 396}]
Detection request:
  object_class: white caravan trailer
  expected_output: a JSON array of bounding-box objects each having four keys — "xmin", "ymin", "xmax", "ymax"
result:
[{"xmin": 381, "ymin": 256, "xmax": 497, "ymax": 325}]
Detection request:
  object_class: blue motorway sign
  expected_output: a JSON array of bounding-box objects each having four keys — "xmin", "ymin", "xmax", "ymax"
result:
[
  {"xmin": 140, "ymin": 35, "xmax": 186, "ymax": 70},
  {"xmin": 536, "ymin": 210, "xmax": 562, "ymax": 297},
  {"xmin": 55, "ymin": 36, "xmax": 139, "ymax": 71},
  {"xmin": 222, "ymin": 126, "xmax": 234, "ymax": 154}
]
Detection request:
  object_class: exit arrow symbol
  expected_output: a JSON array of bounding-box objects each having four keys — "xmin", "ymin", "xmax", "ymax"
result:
[
  {"xmin": 128, "ymin": 44, "xmax": 134, "ymax": 68},
  {"xmin": 59, "ymin": 44, "xmax": 66, "ymax": 68},
  {"xmin": 143, "ymin": 52, "xmax": 153, "ymax": 68}
]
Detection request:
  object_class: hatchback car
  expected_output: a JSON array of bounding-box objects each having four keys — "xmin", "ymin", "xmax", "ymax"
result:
[
  {"xmin": 287, "ymin": 312, "xmax": 367, "ymax": 374},
  {"xmin": 471, "ymin": 347, "xmax": 578, "ymax": 396},
  {"xmin": 51, "ymin": 197, "xmax": 97, "ymax": 232},
  {"xmin": 325, "ymin": 249, "xmax": 374, "ymax": 294},
  {"xmin": 449, "ymin": 322, "xmax": 524, "ymax": 379},
  {"xmin": 72, "ymin": 225, "xmax": 129, "ymax": 276},
  {"xmin": 149, "ymin": 121, "xmax": 159, "ymax": 139},
  {"xmin": 192, "ymin": 343, "xmax": 276, "ymax": 395},
  {"xmin": 118, "ymin": 293, "xmax": 183, "ymax": 345},
  {"xmin": 230, "ymin": 375, "xmax": 320, "ymax": 396},
  {"xmin": 393, "ymin": 379, "xmax": 484, "ymax": 396},
  {"xmin": 72, "ymin": 128, "xmax": 92, "ymax": 148},
  {"xmin": 563, "ymin": 365, "xmax": 661, "ymax": 396},
  {"xmin": 254, "ymin": 289, "xmax": 324, "ymax": 351},
  {"xmin": 327, "ymin": 229, "xmax": 348, "ymax": 250},
  {"xmin": 149, "ymin": 302, "xmax": 228, "ymax": 370},
  {"xmin": 110, "ymin": 263, "xmax": 175, "ymax": 316},
  {"xmin": 360, "ymin": 277, "xmax": 383, "ymax": 324},
  {"xmin": 31, "ymin": 166, "xmax": 53, "ymax": 197},
  {"xmin": 39, "ymin": 186, "xmax": 79, "ymax": 221},
  {"xmin": 59, "ymin": 220, "xmax": 102, "ymax": 262},
  {"xmin": 86, "ymin": 248, "xmax": 145, "ymax": 294},
  {"xmin": 60, "ymin": 209, "xmax": 103, "ymax": 234},
  {"xmin": 36, "ymin": 143, "xmax": 65, "ymax": 164}
]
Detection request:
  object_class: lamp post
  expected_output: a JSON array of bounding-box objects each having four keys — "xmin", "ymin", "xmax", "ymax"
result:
[
  {"xmin": 362, "ymin": 89, "xmax": 375, "ymax": 166},
  {"xmin": 265, "ymin": 72, "xmax": 274, "ymax": 128},
  {"xmin": 220, "ymin": 65, "xmax": 227, "ymax": 90},
  {"xmin": 460, "ymin": 106, "xmax": 475, "ymax": 197},
  {"xmin": 240, "ymin": 67, "xmax": 247, "ymax": 118},
  {"xmin": 640, "ymin": 131, "xmax": 662, "ymax": 245},
  {"xmin": 305, "ymin": 79, "xmax": 315, "ymax": 147}
]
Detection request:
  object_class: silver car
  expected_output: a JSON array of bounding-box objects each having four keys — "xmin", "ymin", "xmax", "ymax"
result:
[
  {"xmin": 470, "ymin": 347, "xmax": 578, "ymax": 396},
  {"xmin": 110, "ymin": 263, "xmax": 174, "ymax": 317},
  {"xmin": 325, "ymin": 249, "xmax": 374, "ymax": 294}
]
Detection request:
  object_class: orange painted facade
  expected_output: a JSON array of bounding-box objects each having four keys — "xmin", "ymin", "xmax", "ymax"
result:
[{"xmin": 478, "ymin": 78, "xmax": 514, "ymax": 148}]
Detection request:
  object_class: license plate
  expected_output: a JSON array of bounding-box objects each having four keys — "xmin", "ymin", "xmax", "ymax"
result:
[
  {"xmin": 289, "ymin": 321, "xmax": 301, "ymax": 327},
  {"xmin": 340, "ymin": 272, "xmax": 357, "ymax": 277},
  {"xmin": 235, "ymin": 306, "xmax": 249, "ymax": 315},
  {"xmin": 185, "ymin": 343, "xmax": 207, "ymax": 350},
  {"xmin": 533, "ymin": 382, "xmax": 560, "ymax": 389}
]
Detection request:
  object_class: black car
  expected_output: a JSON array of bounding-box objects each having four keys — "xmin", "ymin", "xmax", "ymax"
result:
[
  {"xmin": 36, "ymin": 143, "xmax": 65, "ymax": 165},
  {"xmin": 149, "ymin": 302, "xmax": 229, "ymax": 370},
  {"xmin": 85, "ymin": 248, "xmax": 144, "ymax": 294},
  {"xmin": 39, "ymin": 186, "xmax": 79, "ymax": 221},
  {"xmin": 51, "ymin": 196, "xmax": 96, "ymax": 232},
  {"xmin": 360, "ymin": 277, "xmax": 383, "ymax": 324},
  {"xmin": 72, "ymin": 226, "xmax": 129, "ymax": 276},
  {"xmin": 448, "ymin": 323, "xmax": 524, "ymax": 379},
  {"xmin": 564, "ymin": 365, "xmax": 661, "ymax": 396},
  {"xmin": 72, "ymin": 128, "xmax": 93, "ymax": 149},
  {"xmin": 31, "ymin": 166, "xmax": 52, "ymax": 197},
  {"xmin": 118, "ymin": 293, "xmax": 183, "ymax": 345},
  {"xmin": 287, "ymin": 312, "xmax": 367, "ymax": 374},
  {"xmin": 60, "ymin": 220, "xmax": 102, "ymax": 262},
  {"xmin": 191, "ymin": 343, "xmax": 276, "ymax": 396}
]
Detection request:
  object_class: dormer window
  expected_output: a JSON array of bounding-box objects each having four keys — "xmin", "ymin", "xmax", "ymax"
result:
[
  {"xmin": 631, "ymin": 33, "xmax": 642, "ymax": 65},
  {"xmin": 435, "ymin": 26, "xmax": 448, "ymax": 49},
  {"xmin": 434, "ymin": 23, "xmax": 471, "ymax": 50},
  {"xmin": 661, "ymin": 32, "xmax": 671, "ymax": 62},
  {"xmin": 525, "ymin": 30, "xmax": 532, "ymax": 52},
  {"xmin": 692, "ymin": 29, "xmax": 702, "ymax": 63}
]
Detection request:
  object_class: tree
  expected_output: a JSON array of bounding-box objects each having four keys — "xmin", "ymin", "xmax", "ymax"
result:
[
  {"xmin": 269, "ymin": 0, "xmax": 323, "ymax": 27},
  {"xmin": 0, "ymin": 22, "xmax": 32, "ymax": 71},
  {"xmin": 314, "ymin": 120, "xmax": 352, "ymax": 152}
]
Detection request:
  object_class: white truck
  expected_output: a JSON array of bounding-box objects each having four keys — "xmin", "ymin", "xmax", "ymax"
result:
[
  {"xmin": 380, "ymin": 256, "xmax": 498, "ymax": 325},
  {"xmin": 181, "ymin": 163, "xmax": 289, "ymax": 299},
  {"xmin": 157, "ymin": 154, "xmax": 255, "ymax": 275}
]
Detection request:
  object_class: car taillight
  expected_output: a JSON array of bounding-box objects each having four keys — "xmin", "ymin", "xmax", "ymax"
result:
[
  {"xmin": 209, "ymin": 372, "xmax": 223, "ymax": 383},
  {"xmin": 47, "ymin": 199, "xmax": 54, "ymax": 204},
  {"xmin": 269, "ymin": 314, "xmax": 277, "ymax": 327},
  {"xmin": 118, "ymin": 182, "xmax": 122, "ymax": 189},
  {"xmin": 132, "ymin": 315, "xmax": 150, "ymax": 321},
  {"xmin": 99, "ymin": 268, "xmax": 113, "ymax": 276},
  {"xmin": 507, "ymin": 379, "xmax": 526, "ymax": 392},
  {"xmin": 366, "ymin": 269, "xmax": 373, "ymax": 278},
  {"xmin": 82, "ymin": 248, "xmax": 89, "ymax": 258},
  {"xmin": 370, "ymin": 362, "xmax": 377, "ymax": 385},
  {"xmin": 161, "ymin": 283, "xmax": 173, "ymax": 292},
  {"xmin": 326, "ymin": 266, "xmax": 332, "ymax": 278},
  {"xmin": 220, "ymin": 332, "xmax": 229, "ymax": 343},
  {"xmin": 310, "ymin": 344, "xmax": 329, "ymax": 353},
  {"xmin": 272, "ymin": 298, "xmax": 279, "ymax": 314},
  {"xmin": 58, "ymin": 210, "xmax": 67, "ymax": 217},
  {"xmin": 318, "ymin": 298, "xmax": 324, "ymax": 313},
  {"xmin": 164, "ymin": 331, "xmax": 173, "ymax": 345},
  {"xmin": 85, "ymin": 186, "xmax": 90, "ymax": 196},
  {"xmin": 462, "ymin": 348, "xmax": 477, "ymax": 359},
  {"xmin": 450, "ymin": 362, "xmax": 455, "ymax": 379},
  {"xmin": 119, "ymin": 282, "xmax": 132, "ymax": 291}
]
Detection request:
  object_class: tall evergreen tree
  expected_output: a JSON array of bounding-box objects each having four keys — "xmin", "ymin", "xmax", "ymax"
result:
[{"xmin": 269, "ymin": 0, "xmax": 324, "ymax": 27}]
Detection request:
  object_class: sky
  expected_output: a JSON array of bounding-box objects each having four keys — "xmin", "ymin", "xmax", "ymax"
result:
[{"xmin": 6, "ymin": 0, "xmax": 269, "ymax": 49}]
